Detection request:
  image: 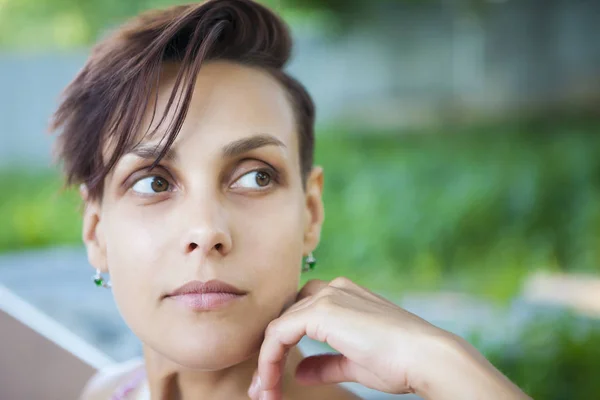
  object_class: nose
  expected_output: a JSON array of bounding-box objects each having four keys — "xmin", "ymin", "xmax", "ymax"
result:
[{"xmin": 180, "ymin": 198, "xmax": 232, "ymax": 258}]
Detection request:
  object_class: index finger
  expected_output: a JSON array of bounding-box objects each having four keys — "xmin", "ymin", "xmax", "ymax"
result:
[
  {"xmin": 296, "ymin": 279, "xmax": 328, "ymax": 301},
  {"xmin": 258, "ymin": 305, "xmax": 319, "ymax": 397}
]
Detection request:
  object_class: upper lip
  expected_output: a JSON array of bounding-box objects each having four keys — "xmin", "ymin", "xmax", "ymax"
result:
[{"xmin": 166, "ymin": 280, "xmax": 247, "ymax": 297}]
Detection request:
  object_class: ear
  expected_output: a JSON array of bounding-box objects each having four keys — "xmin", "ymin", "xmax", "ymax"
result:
[
  {"xmin": 80, "ymin": 185, "xmax": 108, "ymax": 273},
  {"xmin": 303, "ymin": 166, "xmax": 325, "ymax": 255}
]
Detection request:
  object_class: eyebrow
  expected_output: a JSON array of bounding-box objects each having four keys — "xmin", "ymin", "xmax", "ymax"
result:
[
  {"xmin": 129, "ymin": 143, "xmax": 177, "ymax": 161},
  {"xmin": 128, "ymin": 134, "xmax": 285, "ymax": 162},
  {"xmin": 221, "ymin": 134, "xmax": 286, "ymax": 158}
]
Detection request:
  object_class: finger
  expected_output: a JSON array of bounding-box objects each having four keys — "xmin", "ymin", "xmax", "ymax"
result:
[
  {"xmin": 257, "ymin": 338, "xmax": 293, "ymax": 399},
  {"xmin": 284, "ymin": 280, "xmax": 331, "ymax": 314},
  {"xmin": 295, "ymin": 353, "xmax": 356, "ymax": 386},
  {"xmin": 280, "ymin": 294, "xmax": 314, "ymax": 316},
  {"xmin": 328, "ymin": 276, "xmax": 370, "ymax": 297},
  {"xmin": 329, "ymin": 276, "xmax": 396, "ymax": 306},
  {"xmin": 258, "ymin": 306, "xmax": 324, "ymax": 392},
  {"xmin": 247, "ymin": 369, "xmax": 260, "ymax": 399},
  {"xmin": 276, "ymin": 282, "xmax": 322, "ymax": 318},
  {"xmin": 328, "ymin": 276, "xmax": 358, "ymax": 290},
  {"xmin": 259, "ymin": 363, "xmax": 285, "ymax": 400},
  {"xmin": 296, "ymin": 279, "xmax": 328, "ymax": 301},
  {"xmin": 248, "ymin": 373, "xmax": 283, "ymax": 400},
  {"xmin": 261, "ymin": 388, "xmax": 282, "ymax": 400}
]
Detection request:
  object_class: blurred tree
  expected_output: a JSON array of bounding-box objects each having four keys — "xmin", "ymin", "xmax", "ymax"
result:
[
  {"xmin": 0, "ymin": 0, "xmax": 462, "ymax": 49},
  {"xmin": 0, "ymin": 0, "xmax": 188, "ymax": 49}
]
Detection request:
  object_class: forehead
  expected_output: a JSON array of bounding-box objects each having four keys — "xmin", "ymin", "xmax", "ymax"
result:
[{"xmin": 138, "ymin": 61, "xmax": 299, "ymax": 154}]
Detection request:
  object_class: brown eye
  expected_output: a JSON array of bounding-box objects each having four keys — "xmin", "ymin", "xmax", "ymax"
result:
[
  {"xmin": 132, "ymin": 176, "xmax": 170, "ymax": 194},
  {"xmin": 151, "ymin": 177, "xmax": 169, "ymax": 192},
  {"xmin": 231, "ymin": 170, "xmax": 273, "ymax": 190},
  {"xmin": 255, "ymin": 171, "xmax": 271, "ymax": 187}
]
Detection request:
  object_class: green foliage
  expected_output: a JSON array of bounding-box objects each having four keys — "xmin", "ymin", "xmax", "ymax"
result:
[
  {"xmin": 0, "ymin": 0, "xmax": 437, "ymax": 49},
  {"xmin": 0, "ymin": 170, "xmax": 81, "ymax": 250},
  {"xmin": 483, "ymin": 313, "xmax": 600, "ymax": 400},
  {"xmin": 306, "ymin": 120, "xmax": 600, "ymax": 299},
  {"xmin": 0, "ymin": 0, "xmax": 324, "ymax": 49},
  {"xmin": 0, "ymin": 0, "xmax": 190, "ymax": 49}
]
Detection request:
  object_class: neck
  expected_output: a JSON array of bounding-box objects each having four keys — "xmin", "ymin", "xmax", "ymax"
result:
[{"xmin": 143, "ymin": 345, "xmax": 306, "ymax": 400}]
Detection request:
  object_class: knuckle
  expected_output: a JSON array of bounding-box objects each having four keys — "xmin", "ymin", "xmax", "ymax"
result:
[
  {"xmin": 318, "ymin": 286, "xmax": 337, "ymax": 298},
  {"xmin": 315, "ymin": 294, "xmax": 336, "ymax": 312},
  {"xmin": 265, "ymin": 320, "xmax": 280, "ymax": 338},
  {"xmin": 330, "ymin": 276, "xmax": 353, "ymax": 288}
]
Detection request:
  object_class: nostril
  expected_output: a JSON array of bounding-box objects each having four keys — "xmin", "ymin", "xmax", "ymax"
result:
[{"xmin": 186, "ymin": 242, "xmax": 225, "ymax": 253}]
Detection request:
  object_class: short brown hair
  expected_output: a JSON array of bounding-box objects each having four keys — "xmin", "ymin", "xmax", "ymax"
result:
[{"xmin": 50, "ymin": 0, "xmax": 315, "ymax": 199}]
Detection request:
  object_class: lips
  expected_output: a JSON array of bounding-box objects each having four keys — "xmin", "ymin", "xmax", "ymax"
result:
[
  {"xmin": 167, "ymin": 280, "xmax": 247, "ymax": 297},
  {"xmin": 165, "ymin": 280, "xmax": 247, "ymax": 311}
]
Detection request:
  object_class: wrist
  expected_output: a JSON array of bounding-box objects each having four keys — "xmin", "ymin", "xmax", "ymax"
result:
[
  {"xmin": 411, "ymin": 330, "xmax": 529, "ymax": 400},
  {"xmin": 410, "ymin": 329, "xmax": 466, "ymax": 398}
]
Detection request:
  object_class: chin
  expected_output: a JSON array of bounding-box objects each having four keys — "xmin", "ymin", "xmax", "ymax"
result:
[
  {"xmin": 153, "ymin": 325, "xmax": 264, "ymax": 370},
  {"xmin": 167, "ymin": 338, "xmax": 259, "ymax": 370}
]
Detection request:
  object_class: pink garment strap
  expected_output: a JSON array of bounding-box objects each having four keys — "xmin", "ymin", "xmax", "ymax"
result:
[{"xmin": 111, "ymin": 367, "xmax": 147, "ymax": 400}]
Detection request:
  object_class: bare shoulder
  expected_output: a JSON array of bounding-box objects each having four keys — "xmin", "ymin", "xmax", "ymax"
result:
[{"xmin": 80, "ymin": 358, "xmax": 145, "ymax": 400}]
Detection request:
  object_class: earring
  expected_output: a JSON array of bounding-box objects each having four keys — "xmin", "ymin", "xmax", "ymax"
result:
[
  {"xmin": 92, "ymin": 269, "xmax": 112, "ymax": 289},
  {"xmin": 302, "ymin": 253, "xmax": 317, "ymax": 273}
]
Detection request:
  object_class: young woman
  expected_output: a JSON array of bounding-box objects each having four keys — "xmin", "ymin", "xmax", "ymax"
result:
[{"xmin": 50, "ymin": 0, "xmax": 531, "ymax": 399}]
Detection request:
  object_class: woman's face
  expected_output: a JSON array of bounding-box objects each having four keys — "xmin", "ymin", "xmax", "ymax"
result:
[{"xmin": 82, "ymin": 61, "xmax": 324, "ymax": 369}]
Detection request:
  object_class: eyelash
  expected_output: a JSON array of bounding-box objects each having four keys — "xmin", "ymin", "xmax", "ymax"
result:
[
  {"xmin": 245, "ymin": 167, "xmax": 280, "ymax": 185},
  {"xmin": 128, "ymin": 167, "xmax": 172, "ymax": 187},
  {"xmin": 229, "ymin": 165, "xmax": 281, "ymax": 191},
  {"xmin": 127, "ymin": 163, "xmax": 281, "ymax": 194}
]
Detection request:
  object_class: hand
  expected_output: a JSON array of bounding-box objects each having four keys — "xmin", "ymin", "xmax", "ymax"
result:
[{"xmin": 247, "ymin": 277, "xmax": 530, "ymax": 400}]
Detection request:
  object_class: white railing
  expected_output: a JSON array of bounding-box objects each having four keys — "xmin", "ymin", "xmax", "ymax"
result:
[{"xmin": 0, "ymin": 284, "xmax": 114, "ymax": 399}]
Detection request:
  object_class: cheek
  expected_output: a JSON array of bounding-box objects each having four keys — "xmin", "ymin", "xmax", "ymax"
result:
[
  {"xmin": 102, "ymin": 204, "xmax": 176, "ymax": 315},
  {"xmin": 232, "ymin": 195, "xmax": 306, "ymax": 310},
  {"xmin": 104, "ymin": 206, "xmax": 172, "ymax": 272}
]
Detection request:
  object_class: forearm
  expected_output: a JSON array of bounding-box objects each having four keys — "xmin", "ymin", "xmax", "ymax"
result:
[{"xmin": 413, "ymin": 333, "xmax": 531, "ymax": 400}]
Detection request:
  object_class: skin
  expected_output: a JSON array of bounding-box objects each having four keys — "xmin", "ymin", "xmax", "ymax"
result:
[
  {"xmin": 81, "ymin": 61, "xmax": 355, "ymax": 400},
  {"xmin": 80, "ymin": 61, "xmax": 530, "ymax": 400}
]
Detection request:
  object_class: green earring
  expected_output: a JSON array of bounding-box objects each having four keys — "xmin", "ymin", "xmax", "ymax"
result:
[
  {"xmin": 302, "ymin": 253, "xmax": 317, "ymax": 272},
  {"xmin": 93, "ymin": 269, "xmax": 112, "ymax": 289}
]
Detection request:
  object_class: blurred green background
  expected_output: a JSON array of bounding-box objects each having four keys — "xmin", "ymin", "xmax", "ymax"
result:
[{"xmin": 1, "ymin": 0, "xmax": 600, "ymax": 399}]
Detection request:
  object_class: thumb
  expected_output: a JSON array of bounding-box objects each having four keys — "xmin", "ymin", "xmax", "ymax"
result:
[{"xmin": 295, "ymin": 353, "xmax": 357, "ymax": 386}]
